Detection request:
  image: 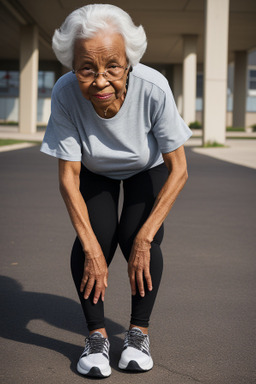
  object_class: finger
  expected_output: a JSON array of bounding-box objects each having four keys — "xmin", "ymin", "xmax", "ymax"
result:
[
  {"xmin": 80, "ymin": 274, "xmax": 88, "ymax": 293},
  {"xmin": 104, "ymin": 274, "xmax": 108, "ymax": 288},
  {"xmin": 136, "ymin": 270, "xmax": 145, "ymax": 297},
  {"xmin": 93, "ymin": 281, "xmax": 104, "ymax": 304},
  {"xmin": 101, "ymin": 285, "xmax": 106, "ymax": 303},
  {"xmin": 129, "ymin": 271, "xmax": 136, "ymax": 296},
  {"xmin": 83, "ymin": 278, "xmax": 95, "ymax": 300},
  {"xmin": 102, "ymin": 273, "xmax": 109, "ymax": 301},
  {"xmin": 144, "ymin": 268, "xmax": 153, "ymax": 292},
  {"xmin": 101, "ymin": 291, "xmax": 105, "ymax": 303}
]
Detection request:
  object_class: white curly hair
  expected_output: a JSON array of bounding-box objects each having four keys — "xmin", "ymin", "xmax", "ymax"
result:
[{"xmin": 52, "ymin": 3, "xmax": 147, "ymax": 69}]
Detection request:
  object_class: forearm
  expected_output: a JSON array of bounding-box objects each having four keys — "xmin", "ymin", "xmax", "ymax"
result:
[
  {"xmin": 136, "ymin": 147, "xmax": 188, "ymax": 245},
  {"xmin": 137, "ymin": 168, "xmax": 188, "ymax": 244},
  {"xmin": 60, "ymin": 186, "xmax": 100, "ymax": 254},
  {"xmin": 59, "ymin": 162, "xmax": 101, "ymax": 256}
]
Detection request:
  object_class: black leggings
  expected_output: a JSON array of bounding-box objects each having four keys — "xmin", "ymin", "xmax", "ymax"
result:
[{"xmin": 71, "ymin": 163, "xmax": 168, "ymax": 331}]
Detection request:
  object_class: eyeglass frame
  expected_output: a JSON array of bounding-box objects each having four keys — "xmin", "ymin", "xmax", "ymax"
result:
[{"xmin": 72, "ymin": 65, "xmax": 130, "ymax": 83}]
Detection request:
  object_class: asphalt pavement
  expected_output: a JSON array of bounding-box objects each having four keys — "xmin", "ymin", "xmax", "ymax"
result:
[{"xmin": 0, "ymin": 137, "xmax": 256, "ymax": 384}]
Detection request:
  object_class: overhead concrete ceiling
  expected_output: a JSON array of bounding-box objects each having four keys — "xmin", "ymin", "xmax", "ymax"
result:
[{"xmin": 0, "ymin": 0, "xmax": 255, "ymax": 66}]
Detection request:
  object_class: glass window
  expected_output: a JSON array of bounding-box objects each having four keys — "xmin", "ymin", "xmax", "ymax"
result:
[
  {"xmin": 248, "ymin": 67, "xmax": 256, "ymax": 97},
  {"xmin": 0, "ymin": 71, "xmax": 19, "ymax": 96},
  {"xmin": 0, "ymin": 70, "xmax": 55, "ymax": 97},
  {"xmin": 249, "ymin": 69, "xmax": 256, "ymax": 78},
  {"xmin": 249, "ymin": 80, "xmax": 256, "ymax": 90},
  {"xmin": 38, "ymin": 71, "xmax": 55, "ymax": 97},
  {"xmin": 196, "ymin": 73, "xmax": 203, "ymax": 98}
]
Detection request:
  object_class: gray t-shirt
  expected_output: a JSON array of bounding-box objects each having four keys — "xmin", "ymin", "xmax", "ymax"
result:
[{"xmin": 40, "ymin": 63, "xmax": 192, "ymax": 179}]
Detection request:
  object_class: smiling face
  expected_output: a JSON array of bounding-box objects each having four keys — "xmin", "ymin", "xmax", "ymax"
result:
[{"xmin": 73, "ymin": 32, "xmax": 129, "ymax": 117}]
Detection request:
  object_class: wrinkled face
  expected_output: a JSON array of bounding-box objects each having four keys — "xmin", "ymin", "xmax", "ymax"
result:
[{"xmin": 73, "ymin": 32, "xmax": 129, "ymax": 115}]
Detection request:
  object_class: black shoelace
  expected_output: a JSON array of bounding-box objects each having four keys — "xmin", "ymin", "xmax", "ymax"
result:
[
  {"xmin": 124, "ymin": 329, "xmax": 150, "ymax": 355},
  {"xmin": 82, "ymin": 334, "xmax": 109, "ymax": 359}
]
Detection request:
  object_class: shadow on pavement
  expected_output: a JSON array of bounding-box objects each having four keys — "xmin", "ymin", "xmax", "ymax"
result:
[{"xmin": 0, "ymin": 275, "xmax": 125, "ymax": 376}]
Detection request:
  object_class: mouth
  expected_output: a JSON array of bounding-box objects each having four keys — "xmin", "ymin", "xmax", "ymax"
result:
[{"xmin": 93, "ymin": 93, "xmax": 113, "ymax": 100}]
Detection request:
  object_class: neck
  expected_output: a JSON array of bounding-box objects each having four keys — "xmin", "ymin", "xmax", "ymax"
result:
[{"xmin": 102, "ymin": 91, "xmax": 126, "ymax": 119}]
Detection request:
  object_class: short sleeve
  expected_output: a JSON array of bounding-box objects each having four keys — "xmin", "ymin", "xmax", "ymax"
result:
[
  {"xmin": 151, "ymin": 82, "xmax": 192, "ymax": 153},
  {"xmin": 40, "ymin": 85, "xmax": 82, "ymax": 161}
]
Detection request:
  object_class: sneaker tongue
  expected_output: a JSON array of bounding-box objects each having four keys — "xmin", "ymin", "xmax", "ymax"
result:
[
  {"xmin": 130, "ymin": 327, "xmax": 144, "ymax": 334},
  {"xmin": 90, "ymin": 331, "xmax": 104, "ymax": 338}
]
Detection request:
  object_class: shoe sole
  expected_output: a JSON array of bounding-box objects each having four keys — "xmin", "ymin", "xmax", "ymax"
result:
[
  {"xmin": 118, "ymin": 359, "xmax": 153, "ymax": 371},
  {"xmin": 77, "ymin": 362, "xmax": 111, "ymax": 377}
]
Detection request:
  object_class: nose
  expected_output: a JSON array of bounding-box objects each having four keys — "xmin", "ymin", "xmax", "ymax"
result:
[{"xmin": 93, "ymin": 73, "xmax": 109, "ymax": 88}]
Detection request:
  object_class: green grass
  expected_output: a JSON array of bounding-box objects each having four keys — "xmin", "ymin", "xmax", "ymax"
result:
[
  {"xmin": 189, "ymin": 121, "xmax": 202, "ymax": 129},
  {"xmin": 226, "ymin": 126, "xmax": 245, "ymax": 132},
  {"xmin": 226, "ymin": 136, "xmax": 256, "ymax": 140},
  {"xmin": 203, "ymin": 141, "xmax": 226, "ymax": 148},
  {"xmin": 0, "ymin": 121, "xmax": 18, "ymax": 126},
  {"xmin": 0, "ymin": 139, "xmax": 40, "ymax": 146}
]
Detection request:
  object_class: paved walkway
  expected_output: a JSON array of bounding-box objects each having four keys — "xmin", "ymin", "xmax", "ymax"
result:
[
  {"xmin": 0, "ymin": 138, "xmax": 255, "ymax": 383},
  {"xmin": 192, "ymin": 139, "xmax": 256, "ymax": 170}
]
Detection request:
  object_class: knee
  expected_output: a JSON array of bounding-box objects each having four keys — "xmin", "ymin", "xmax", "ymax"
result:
[{"xmin": 118, "ymin": 224, "xmax": 164, "ymax": 261}]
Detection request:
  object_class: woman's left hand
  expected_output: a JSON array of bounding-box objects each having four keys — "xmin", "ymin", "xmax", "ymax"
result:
[{"xmin": 128, "ymin": 240, "xmax": 152, "ymax": 297}]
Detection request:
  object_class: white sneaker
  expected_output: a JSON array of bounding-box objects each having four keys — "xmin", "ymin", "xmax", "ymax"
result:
[
  {"xmin": 77, "ymin": 332, "xmax": 111, "ymax": 377},
  {"xmin": 118, "ymin": 327, "xmax": 153, "ymax": 371}
]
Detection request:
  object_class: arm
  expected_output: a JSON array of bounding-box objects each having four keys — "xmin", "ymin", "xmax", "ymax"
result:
[
  {"xmin": 128, "ymin": 145, "xmax": 188, "ymax": 296},
  {"xmin": 58, "ymin": 159, "xmax": 108, "ymax": 304}
]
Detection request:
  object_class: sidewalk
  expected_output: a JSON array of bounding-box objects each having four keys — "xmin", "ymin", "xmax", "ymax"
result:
[
  {"xmin": 192, "ymin": 139, "xmax": 256, "ymax": 170},
  {"xmin": 0, "ymin": 125, "xmax": 45, "ymax": 141},
  {"xmin": 0, "ymin": 125, "xmax": 256, "ymax": 169},
  {"xmin": 188, "ymin": 129, "xmax": 256, "ymax": 170}
]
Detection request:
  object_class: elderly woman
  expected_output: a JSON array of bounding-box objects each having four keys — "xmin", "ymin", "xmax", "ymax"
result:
[{"xmin": 41, "ymin": 3, "xmax": 192, "ymax": 378}]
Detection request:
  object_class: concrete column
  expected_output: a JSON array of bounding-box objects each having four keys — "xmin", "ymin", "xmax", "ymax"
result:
[
  {"xmin": 19, "ymin": 25, "xmax": 39, "ymax": 134},
  {"xmin": 203, "ymin": 0, "xmax": 230, "ymax": 145},
  {"xmin": 173, "ymin": 64, "xmax": 183, "ymax": 114},
  {"xmin": 233, "ymin": 51, "xmax": 247, "ymax": 128},
  {"xmin": 182, "ymin": 35, "xmax": 197, "ymax": 125}
]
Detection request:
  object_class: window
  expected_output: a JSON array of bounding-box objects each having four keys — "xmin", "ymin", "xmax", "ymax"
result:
[
  {"xmin": 0, "ymin": 71, "xmax": 19, "ymax": 96},
  {"xmin": 248, "ymin": 67, "xmax": 256, "ymax": 96},
  {"xmin": 0, "ymin": 70, "xmax": 55, "ymax": 97},
  {"xmin": 196, "ymin": 73, "xmax": 203, "ymax": 111},
  {"xmin": 196, "ymin": 73, "xmax": 203, "ymax": 98},
  {"xmin": 38, "ymin": 71, "xmax": 55, "ymax": 97}
]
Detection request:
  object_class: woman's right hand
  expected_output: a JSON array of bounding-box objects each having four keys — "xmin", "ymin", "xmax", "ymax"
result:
[{"xmin": 80, "ymin": 252, "xmax": 108, "ymax": 304}]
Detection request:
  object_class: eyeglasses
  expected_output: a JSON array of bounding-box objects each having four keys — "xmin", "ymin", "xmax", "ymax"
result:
[{"xmin": 73, "ymin": 65, "xmax": 129, "ymax": 83}]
